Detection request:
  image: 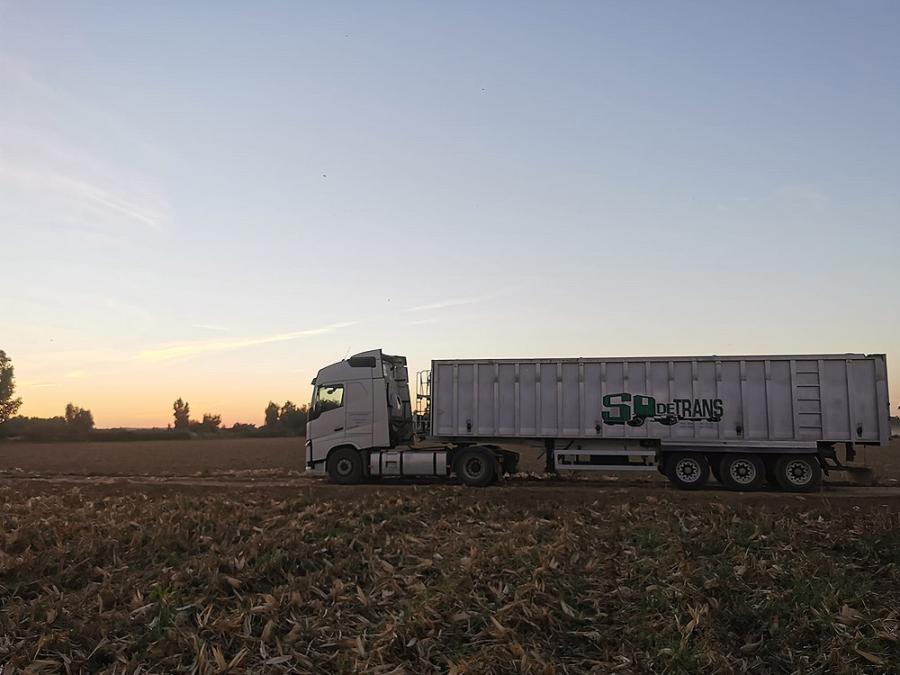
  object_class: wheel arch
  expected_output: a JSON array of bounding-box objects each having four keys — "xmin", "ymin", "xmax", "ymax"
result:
[{"xmin": 324, "ymin": 442, "xmax": 364, "ymax": 467}]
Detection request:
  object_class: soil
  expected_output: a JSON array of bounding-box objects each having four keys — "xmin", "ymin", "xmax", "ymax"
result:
[{"xmin": 1, "ymin": 436, "xmax": 897, "ymax": 507}]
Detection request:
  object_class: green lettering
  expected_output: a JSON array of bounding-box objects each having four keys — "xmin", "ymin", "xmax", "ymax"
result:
[
  {"xmin": 602, "ymin": 393, "xmax": 631, "ymax": 424},
  {"xmin": 634, "ymin": 394, "xmax": 656, "ymax": 417},
  {"xmin": 713, "ymin": 399, "xmax": 724, "ymax": 418}
]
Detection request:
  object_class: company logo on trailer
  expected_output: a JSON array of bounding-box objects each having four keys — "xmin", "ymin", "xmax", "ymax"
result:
[{"xmin": 601, "ymin": 393, "xmax": 724, "ymax": 427}]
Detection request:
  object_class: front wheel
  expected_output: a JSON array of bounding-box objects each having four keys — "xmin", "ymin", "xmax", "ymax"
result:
[
  {"xmin": 774, "ymin": 454, "xmax": 822, "ymax": 492},
  {"xmin": 665, "ymin": 453, "xmax": 710, "ymax": 490},
  {"xmin": 327, "ymin": 447, "xmax": 364, "ymax": 484}
]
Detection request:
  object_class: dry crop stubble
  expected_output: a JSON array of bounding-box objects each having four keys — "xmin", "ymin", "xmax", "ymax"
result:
[{"xmin": 0, "ymin": 484, "xmax": 898, "ymax": 673}]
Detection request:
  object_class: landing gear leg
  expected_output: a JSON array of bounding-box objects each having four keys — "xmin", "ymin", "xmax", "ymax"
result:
[{"xmin": 544, "ymin": 440, "xmax": 556, "ymax": 474}]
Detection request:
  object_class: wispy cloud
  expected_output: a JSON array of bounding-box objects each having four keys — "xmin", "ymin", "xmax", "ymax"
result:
[
  {"xmin": 192, "ymin": 323, "xmax": 229, "ymax": 332},
  {"xmin": 104, "ymin": 297, "xmax": 155, "ymax": 328},
  {"xmin": 407, "ymin": 317, "xmax": 440, "ymax": 326},
  {"xmin": 405, "ymin": 289, "xmax": 516, "ymax": 313},
  {"xmin": 0, "ymin": 156, "xmax": 167, "ymax": 233},
  {"xmin": 139, "ymin": 322, "xmax": 357, "ymax": 362},
  {"xmin": 406, "ymin": 296, "xmax": 488, "ymax": 312},
  {"xmin": 775, "ymin": 183, "xmax": 829, "ymax": 212},
  {"xmin": 18, "ymin": 381, "xmax": 60, "ymax": 389},
  {"xmin": 0, "ymin": 57, "xmax": 171, "ymax": 235}
]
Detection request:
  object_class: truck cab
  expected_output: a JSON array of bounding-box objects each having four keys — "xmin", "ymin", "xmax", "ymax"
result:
[{"xmin": 306, "ymin": 349, "xmax": 414, "ymax": 473}]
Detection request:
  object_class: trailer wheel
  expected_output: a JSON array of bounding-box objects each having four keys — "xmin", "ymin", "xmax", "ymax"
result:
[
  {"xmin": 718, "ymin": 454, "xmax": 765, "ymax": 491},
  {"xmin": 327, "ymin": 447, "xmax": 364, "ymax": 485},
  {"xmin": 665, "ymin": 453, "xmax": 709, "ymax": 490},
  {"xmin": 774, "ymin": 454, "xmax": 821, "ymax": 492},
  {"xmin": 454, "ymin": 448, "xmax": 496, "ymax": 487}
]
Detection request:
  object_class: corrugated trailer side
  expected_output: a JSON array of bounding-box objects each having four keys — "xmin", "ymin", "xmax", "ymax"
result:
[{"xmin": 430, "ymin": 354, "xmax": 890, "ymax": 447}]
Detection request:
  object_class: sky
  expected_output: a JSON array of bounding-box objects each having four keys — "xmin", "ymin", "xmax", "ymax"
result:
[{"xmin": 2, "ymin": 1, "xmax": 899, "ymax": 427}]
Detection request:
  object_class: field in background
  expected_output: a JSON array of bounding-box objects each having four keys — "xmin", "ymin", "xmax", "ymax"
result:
[
  {"xmin": 0, "ymin": 437, "xmax": 307, "ymax": 475},
  {"xmin": 0, "ymin": 437, "xmax": 898, "ymax": 482}
]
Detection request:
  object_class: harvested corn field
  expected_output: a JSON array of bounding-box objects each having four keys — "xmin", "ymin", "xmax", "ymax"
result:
[{"xmin": 1, "ymin": 484, "xmax": 899, "ymax": 673}]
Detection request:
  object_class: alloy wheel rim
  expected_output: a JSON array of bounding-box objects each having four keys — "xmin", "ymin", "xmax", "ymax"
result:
[
  {"xmin": 729, "ymin": 459, "xmax": 757, "ymax": 485},
  {"xmin": 786, "ymin": 460, "xmax": 812, "ymax": 485},
  {"xmin": 676, "ymin": 458, "xmax": 702, "ymax": 483}
]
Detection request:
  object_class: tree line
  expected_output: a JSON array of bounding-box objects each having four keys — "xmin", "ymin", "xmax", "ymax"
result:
[
  {"xmin": 0, "ymin": 350, "xmax": 307, "ymax": 442},
  {"xmin": 170, "ymin": 397, "xmax": 307, "ymax": 435}
]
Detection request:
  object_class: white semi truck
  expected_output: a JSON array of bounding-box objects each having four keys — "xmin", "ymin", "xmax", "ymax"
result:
[{"xmin": 305, "ymin": 350, "xmax": 890, "ymax": 491}]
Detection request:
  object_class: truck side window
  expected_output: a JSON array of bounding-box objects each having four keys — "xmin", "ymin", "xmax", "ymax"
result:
[{"xmin": 316, "ymin": 384, "xmax": 344, "ymax": 414}]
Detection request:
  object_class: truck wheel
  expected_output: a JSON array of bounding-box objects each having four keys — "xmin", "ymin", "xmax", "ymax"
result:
[
  {"xmin": 710, "ymin": 461, "xmax": 723, "ymax": 484},
  {"xmin": 665, "ymin": 453, "xmax": 709, "ymax": 490},
  {"xmin": 327, "ymin": 447, "xmax": 364, "ymax": 485},
  {"xmin": 774, "ymin": 454, "xmax": 822, "ymax": 492},
  {"xmin": 718, "ymin": 454, "xmax": 765, "ymax": 491},
  {"xmin": 455, "ymin": 448, "xmax": 496, "ymax": 487}
]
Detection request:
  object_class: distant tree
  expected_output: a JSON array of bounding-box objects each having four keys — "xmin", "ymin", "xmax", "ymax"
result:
[
  {"xmin": 230, "ymin": 422, "xmax": 257, "ymax": 433},
  {"xmin": 64, "ymin": 403, "xmax": 95, "ymax": 431},
  {"xmin": 280, "ymin": 401, "xmax": 308, "ymax": 434},
  {"xmin": 0, "ymin": 415, "xmax": 66, "ymax": 440},
  {"xmin": 173, "ymin": 398, "xmax": 190, "ymax": 430},
  {"xmin": 264, "ymin": 401, "xmax": 280, "ymax": 428},
  {"xmin": 0, "ymin": 350, "xmax": 23, "ymax": 424},
  {"xmin": 199, "ymin": 413, "xmax": 221, "ymax": 432}
]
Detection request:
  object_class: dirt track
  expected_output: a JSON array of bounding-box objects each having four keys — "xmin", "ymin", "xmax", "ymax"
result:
[
  {"xmin": 2, "ymin": 436, "xmax": 898, "ymax": 508},
  {"xmin": 3, "ymin": 472, "xmax": 900, "ymax": 512}
]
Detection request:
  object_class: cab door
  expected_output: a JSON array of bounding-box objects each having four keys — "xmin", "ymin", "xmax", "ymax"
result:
[
  {"xmin": 307, "ymin": 383, "xmax": 346, "ymax": 459},
  {"xmin": 345, "ymin": 380, "xmax": 375, "ymax": 449}
]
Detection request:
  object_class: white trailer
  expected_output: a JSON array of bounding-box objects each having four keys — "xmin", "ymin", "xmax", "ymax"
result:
[{"xmin": 305, "ymin": 350, "xmax": 890, "ymax": 491}]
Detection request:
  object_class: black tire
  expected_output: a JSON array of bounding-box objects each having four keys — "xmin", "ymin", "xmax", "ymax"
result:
[
  {"xmin": 665, "ymin": 453, "xmax": 710, "ymax": 490},
  {"xmin": 327, "ymin": 447, "xmax": 364, "ymax": 485},
  {"xmin": 710, "ymin": 461, "xmax": 723, "ymax": 484},
  {"xmin": 455, "ymin": 448, "xmax": 496, "ymax": 487},
  {"xmin": 718, "ymin": 454, "xmax": 766, "ymax": 491},
  {"xmin": 774, "ymin": 454, "xmax": 822, "ymax": 492}
]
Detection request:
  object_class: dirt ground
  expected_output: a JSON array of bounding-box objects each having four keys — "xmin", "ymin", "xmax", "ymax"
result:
[
  {"xmin": 1, "ymin": 436, "xmax": 897, "ymax": 478},
  {"xmin": 0, "ymin": 437, "xmax": 308, "ymax": 475},
  {"xmin": 0, "ymin": 436, "xmax": 898, "ymax": 504}
]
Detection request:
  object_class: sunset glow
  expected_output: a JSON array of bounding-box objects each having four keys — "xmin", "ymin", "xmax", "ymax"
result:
[{"xmin": 3, "ymin": 3, "xmax": 898, "ymax": 428}]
